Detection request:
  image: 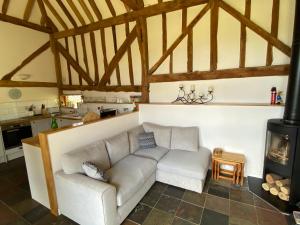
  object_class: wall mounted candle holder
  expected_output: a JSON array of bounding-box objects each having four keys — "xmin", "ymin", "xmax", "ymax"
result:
[{"xmin": 172, "ymin": 85, "xmax": 214, "ymax": 104}]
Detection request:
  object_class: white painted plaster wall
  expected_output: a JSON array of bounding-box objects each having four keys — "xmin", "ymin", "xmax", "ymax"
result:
[{"xmin": 139, "ymin": 104, "xmax": 285, "ymax": 178}]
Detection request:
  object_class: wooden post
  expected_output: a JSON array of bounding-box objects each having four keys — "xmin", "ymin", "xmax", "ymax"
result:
[{"xmin": 38, "ymin": 133, "xmax": 58, "ymax": 216}]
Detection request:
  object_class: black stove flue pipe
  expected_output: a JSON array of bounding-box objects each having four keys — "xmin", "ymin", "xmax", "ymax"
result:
[{"xmin": 284, "ymin": 0, "xmax": 300, "ymax": 125}]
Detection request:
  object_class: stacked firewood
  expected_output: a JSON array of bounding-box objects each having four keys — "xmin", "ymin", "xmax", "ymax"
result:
[{"xmin": 262, "ymin": 173, "xmax": 290, "ymax": 201}]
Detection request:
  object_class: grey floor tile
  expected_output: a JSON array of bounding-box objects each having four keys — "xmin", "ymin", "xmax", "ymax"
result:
[
  {"xmin": 172, "ymin": 217, "xmax": 195, "ymax": 225},
  {"xmin": 176, "ymin": 201, "xmax": 203, "ymax": 224},
  {"xmin": 256, "ymin": 207, "xmax": 289, "ymax": 225},
  {"xmin": 230, "ymin": 189, "xmax": 254, "ymax": 205},
  {"xmin": 205, "ymin": 194, "xmax": 230, "ymax": 215},
  {"xmin": 128, "ymin": 203, "xmax": 152, "ymax": 224},
  {"xmin": 201, "ymin": 208, "xmax": 229, "ymax": 225},
  {"xmin": 229, "ymin": 201, "xmax": 257, "ymax": 225},
  {"xmin": 182, "ymin": 191, "xmax": 206, "ymax": 207},
  {"xmin": 143, "ymin": 209, "xmax": 174, "ymax": 225},
  {"xmin": 155, "ymin": 195, "xmax": 181, "ymax": 214},
  {"xmin": 164, "ymin": 186, "xmax": 185, "ymax": 199},
  {"xmin": 208, "ymin": 184, "xmax": 230, "ymax": 199}
]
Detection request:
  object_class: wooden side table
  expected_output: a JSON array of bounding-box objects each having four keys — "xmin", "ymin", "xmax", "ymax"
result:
[{"xmin": 212, "ymin": 151, "xmax": 245, "ymax": 185}]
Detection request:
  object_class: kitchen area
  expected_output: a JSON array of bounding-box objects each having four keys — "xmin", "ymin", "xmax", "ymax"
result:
[{"xmin": 0, "ymin": 91, "xmax": 140, "ymax": 164}]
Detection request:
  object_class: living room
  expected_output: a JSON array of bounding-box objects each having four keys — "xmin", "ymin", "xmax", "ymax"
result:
[{"xmin": 0, "ymin": 0, "xmax": 298, "ymax": 225}]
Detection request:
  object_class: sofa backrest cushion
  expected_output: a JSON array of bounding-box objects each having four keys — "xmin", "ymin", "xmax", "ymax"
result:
[
  {"xmin": 61, "ymin": 140, "xmax": 110, "ymax": 175},
  {"xmin": 105, "ymin": 132, "xmax": 130, "ymax": 165},
  {"xmin": 128, "ymin": 125, "xmax": 145, "ymax": 153},
  {"xmin": 171, "ymin": 126, "xmax": 199, "ymax": 152},
  {"xmin": 143, "ymin": 122, "xmax": 171, "ymax": 149}
]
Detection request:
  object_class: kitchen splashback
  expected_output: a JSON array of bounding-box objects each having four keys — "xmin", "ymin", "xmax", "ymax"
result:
[{"xmin": 0, "ymin": 98, "xmax": 58, "ymax": 121}]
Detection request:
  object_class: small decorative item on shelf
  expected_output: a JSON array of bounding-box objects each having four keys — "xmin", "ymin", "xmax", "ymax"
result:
[
  {"xmin": 271, "ymin": 87, "xmax": 277, "ymax": 105},
  {"xmin": 213, "ymin": 148, "xmax": 223, "ymax": 156},
  {"xmin": 172, "ymin": 84, "xmax": 214, "ymax": 104},
  {"xmin": 276, "ymin": 91, "xmax": 283, "ymax": 104},
  {"xmin": 51, "ymin": 115, "xmax": 58, "ymax": 129}
]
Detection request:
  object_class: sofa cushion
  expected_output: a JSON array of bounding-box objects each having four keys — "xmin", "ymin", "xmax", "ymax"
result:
[
  {"xmin": 171, "ymin": 127, "xmax": 199, "ymax": 152},
  {"xmin": 143, "ymin": 122, "xmax": 171, "ymax": 149},
  {"xmin": 138, "ymin": 132, "xmax": 157, "ymax": 149},
  {"xmin": 106, "ymin": 155, "xmax": 156, "ymax": 206},
  {"xmin": 157, "ymin": 147, "xmax": 211, "ymax": 180},
  {"xmin": 128, "ymin": 125, "xmax": 145, "ymax": 153},
  {"xmin": 105, "ymin": 132, "xmax": 130, "ymax": 165},
  {"xmin": 134, "ymin": 146, "xmax": 169, "ymax": 161},
  {"xmin": 82, "ymin": 161, "xmax": 108, "ymax": 182},
  {"xmin": 61, "ymin": 140, "xmax": 110, "ymax": 175}
]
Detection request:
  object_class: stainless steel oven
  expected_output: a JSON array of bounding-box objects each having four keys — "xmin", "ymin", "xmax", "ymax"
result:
[{"xmin": 1, "ymin": 122, "xmax": 32, "ymax": 150}]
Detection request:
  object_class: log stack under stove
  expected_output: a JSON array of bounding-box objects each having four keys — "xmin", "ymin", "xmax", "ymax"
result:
[{"xmin": 262, "ymin": 173, "xmax": 290, "ymax": 202}]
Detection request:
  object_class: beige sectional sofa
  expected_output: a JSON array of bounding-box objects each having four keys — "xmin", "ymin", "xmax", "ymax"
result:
[{"xmin": 55, "ymin": 122, "xmax": 211, "ymax": 225}]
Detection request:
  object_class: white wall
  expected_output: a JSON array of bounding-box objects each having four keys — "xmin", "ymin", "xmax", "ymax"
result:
[
  {"xmin": 139, "ymin": 104, "xmax": 285, "ymax": 178},
  {"xmin": 0, "ymin": 22, "xmax": 56, "ymax": 82},
  {"xmin": 0, "ymin": 87, "xmax": 58, "ymax": 120},
  {"xmin": 150, "ymin": 76, "xmax": 288, "ymax": 103},
  {"xmin": 0, "ymin": 22, "xmax": 58, "ymax": 120}
]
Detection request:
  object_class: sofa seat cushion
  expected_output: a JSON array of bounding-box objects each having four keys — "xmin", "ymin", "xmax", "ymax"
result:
[
  {"xmin": 157, "ymin": 147, "xmax": 211, "ymax": 180},
  {"xmin": 106, "ymin": 155, "xmax": 157, "ymax": 206},
  {"xmin": 134, "ymin": 146, "xmax": 169, "ymax": 161}
]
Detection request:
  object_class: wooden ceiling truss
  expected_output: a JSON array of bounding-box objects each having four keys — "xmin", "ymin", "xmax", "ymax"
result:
[{"xmin": 0, "ymin": 0, "xmax": 292, "ymax": 103}]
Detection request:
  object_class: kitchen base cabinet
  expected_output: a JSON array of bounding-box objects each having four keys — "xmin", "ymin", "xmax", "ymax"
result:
[{"xmin": 31, "ymin": 118, "xmax": 52, "ymax": 137}]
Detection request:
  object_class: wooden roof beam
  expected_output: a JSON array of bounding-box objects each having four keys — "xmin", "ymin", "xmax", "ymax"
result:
[
  {"xmin": 1, "ymin": 41, "xmax": 50, "ymax": 81},
  {"xmin": 56, "ymin": 42, "xmax": 94, "ymax": 85},
  {"xmin": 0, "ymin": 80, "xmax": 57, "ymax": 87},
  {"xmin": 43, "ymin": 0, "xmax": 68, "ymax": 30},
  {"xmin": 2, "ymin": 0, "xmax": 9, "ymax": 14},
  {"xmin": 53, "ymin": 0, "xmax": 208, "ymax": 39},
  {"xmin": 37, "ymin": 0, "xmax": 58, "ymax": 32},
  {"xmin": 23, "ymin": 0, "xmax": 36, "ymax": 21},
  {"xmin": 219, "ymin": 0, "xmax": 291, "ymax": 57},
  {"xmin": 149, "ymin": 4, "xmax": 210, "ymax": 74},
  {"xmin": 0, "ymin": 13, "xmax": 52, "ymax": 33},
  {"xmin": 66, "ymin": 0, "xmax": 86, "ymax": 25},
  {"xmin": 99, "ymin": 26, "xmax": 138, "ymax": 86},
  {"xmin": 61, "ymin": 85, "xmax": 141, "ymax": 92},
  {"xmin": 148, "ymin": 65, "xmax": 290, "ymax": 83}
]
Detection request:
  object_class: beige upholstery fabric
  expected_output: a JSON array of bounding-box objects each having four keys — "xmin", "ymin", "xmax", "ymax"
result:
[
  {"xmin": 106, "ymin": 155, "xmax": 156, "ymax": 206},
  {"xmin": 134, "ymin": 146, "xmax": 169, "ymax": 161},
  {"xmin": 156, "ymin": 170, "xmax": 204, "ymax": 193},
  {"xmin": 56, "ymin": 171, "xmax": 117, "ymax": 225},
  {"xmin": 143, "ymin": 122, "xmax": 171, "ymax": 149},
  {"xmin": 105, "ymin": 132, "xmax": 130, "ymax": 165},
  {"xmin": 171, "ymin": 127, "xmax": 199, "ymax": 152},
  {"xmin": 61, "ymin": 140, "xmax": 110, "ymax": 174},
  {"xmin": 117, "ymin": 173, "xmax": 155, "ymax": 224},
  {"xmin": 128, "ymin": 125, "xmax": 145, "ymax": 153},
  {"xmin": 157, "ymin": 147, "xmax": 211, "ymax": 180}
]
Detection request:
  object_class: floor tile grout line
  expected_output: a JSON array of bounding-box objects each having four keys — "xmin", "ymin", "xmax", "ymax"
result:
[
  {"xmin": 198, "ymin": 192, "xmax": 207, "ymax": 225},
  {"xmin": 0, "ymin": 199, "xmax": 31, "ymax": 225}
]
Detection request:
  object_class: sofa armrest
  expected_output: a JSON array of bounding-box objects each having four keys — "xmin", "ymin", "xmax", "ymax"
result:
[{"xmin": 55, "ymin": 170, "xmax": 117, "ymax": 225}]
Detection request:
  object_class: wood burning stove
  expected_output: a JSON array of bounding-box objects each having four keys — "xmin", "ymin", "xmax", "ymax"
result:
[{"xmin": 248, "ymin": 0, "xmax": 300, "ymax": 213}]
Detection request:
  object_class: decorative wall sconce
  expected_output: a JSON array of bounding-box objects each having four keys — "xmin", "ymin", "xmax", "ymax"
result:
[{"xmin": 172, "ymin": 84, "xmax": 214, "ymax": 104}]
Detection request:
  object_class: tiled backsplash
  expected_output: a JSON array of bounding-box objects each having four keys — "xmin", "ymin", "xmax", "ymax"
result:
[{"xmin": 0, "ymin": 98, "xmax": 58, "ymax": 121}]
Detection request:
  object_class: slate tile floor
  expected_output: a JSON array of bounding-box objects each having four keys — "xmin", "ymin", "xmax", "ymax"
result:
[{"xmin": 0, "ymin": 158, "xmax": 297, "ymax": 225}]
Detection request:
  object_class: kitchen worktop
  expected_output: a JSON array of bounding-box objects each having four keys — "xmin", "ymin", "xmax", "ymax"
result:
[
  {"xmin": 22, "ymin": 136, "xmax": 40, "ymax": 147},
  {"xmin": 0, "ymin": 114, "xmax": 82, "ymax": 126}
]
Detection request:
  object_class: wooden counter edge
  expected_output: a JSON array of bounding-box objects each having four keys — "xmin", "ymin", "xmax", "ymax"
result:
[
  {"xmin": 40, "ymin": 111, "xmax": 138, "ymax": 135},
  {"xmin": 22, "ymin": 136, "xmax": 40, "ymax": 147}
]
